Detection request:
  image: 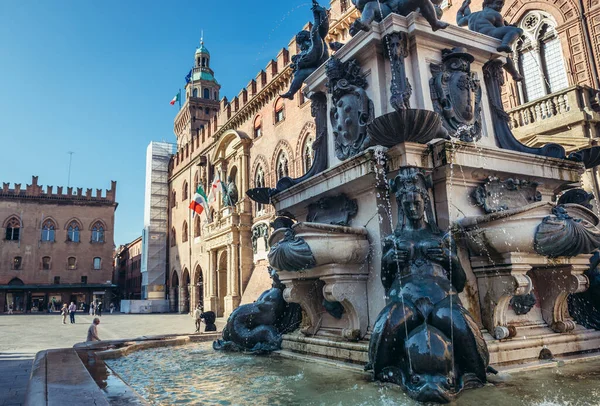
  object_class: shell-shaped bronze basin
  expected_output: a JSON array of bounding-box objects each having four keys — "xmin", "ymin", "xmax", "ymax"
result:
[{"xmin": 367, "ymin": 109, "xmax": 448, "ymax": 147}]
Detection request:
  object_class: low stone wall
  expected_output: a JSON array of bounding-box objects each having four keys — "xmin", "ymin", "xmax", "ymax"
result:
[{"xmin": 25, "ymin": 332, "xmax": 221, "ymax": 406}]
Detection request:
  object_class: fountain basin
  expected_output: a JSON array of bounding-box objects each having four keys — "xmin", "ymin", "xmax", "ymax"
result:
[
  {"xmin": 268, "ymin": 222, "xmax": 370, "ymax": 340},
  {"xmin": 366, "ymin": 109, "xmax": 448, "ymax": 147},
  {"xmin": 269, "ymin": 222, "xmax": 369, "ymax": 270},
  {"xmin": 456, "ymin": 202, "xmax": 599, "ymax": 257}
]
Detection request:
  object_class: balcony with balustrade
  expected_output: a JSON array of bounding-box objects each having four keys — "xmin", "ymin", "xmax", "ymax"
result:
[{"xmin": 508, "ymin": 86, "xmax": 600, "ymax": 153}]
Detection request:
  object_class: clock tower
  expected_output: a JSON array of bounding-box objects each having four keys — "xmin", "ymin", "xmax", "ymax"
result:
[{"xmin": 174, "ymin": 38, "xmax": 221, "ymax": 147}]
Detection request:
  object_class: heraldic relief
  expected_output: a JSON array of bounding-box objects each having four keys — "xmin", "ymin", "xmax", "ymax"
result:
[{"xmin": 430, "ymin": 47, "xmax": 482, "ymax": 143}]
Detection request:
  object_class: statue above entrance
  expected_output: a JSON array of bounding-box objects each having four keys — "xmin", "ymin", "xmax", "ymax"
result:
[
  {"xmin": 281, "ymin": 0, "xmax": 329, "ymax": 100},
  {"xmin": 223, "ymin": 176, "xmax": 238, "ymax": 207},
  {"xmin": 349, "ymin": 0, "xmax": 449, "ymax": 36}
]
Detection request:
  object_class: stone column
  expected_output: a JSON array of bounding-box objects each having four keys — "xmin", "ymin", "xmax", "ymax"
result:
[
  {"xmin": 178, "ymin": 286, "xmax": 188, "ymax": 314},
  {"xmin": 189, "ymin": 285, "xmax": 197, "ymax": 311},
  {"xmin": 169, "ymin": 287, "xmax": 177, "ymax": 312},
  {"xmin": 225, "ymin": 242, "xmax": 241, "ymax": 317},
  {"xmin": 207, "ymin": 250, "xmax": 218, "ymax": 312}
]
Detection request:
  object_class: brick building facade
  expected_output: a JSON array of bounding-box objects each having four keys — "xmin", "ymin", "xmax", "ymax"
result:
[
  {"xmin": 0, "ymin": 176, "xmax": 117, "ymax": 313},
  {"xmin": 113, "ymin": 236, "xmax": 142, "ymax": 301},
  {"xmin": 165, "ymin": 0, "xmax": 357, "ymax": 316},
  {"xmin": 164, "ymin": 0, "xmax": 600, "ymax": 316}
]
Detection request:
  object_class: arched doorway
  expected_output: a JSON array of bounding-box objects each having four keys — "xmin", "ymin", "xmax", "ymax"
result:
[
  {"xmin": 181, "ymin": 268, "xmax": 190, "ymax": 314},
  {"xmin": 194, "ymin": 265, "xmax": 204, "ymax": 310},
  {"xmin": 170, "ymin": 270, "xmax": 179, "ymax": 313},
  {"xmin": 6, "ymin": 278, "xmax": 25, "ymax": 312},
  {"xmin": 217, "ymin": 251, "xmax": 228, "ymax": 317}
]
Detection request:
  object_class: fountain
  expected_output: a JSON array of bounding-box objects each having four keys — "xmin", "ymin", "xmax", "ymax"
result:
[
  {"xmin": 25, "ymin": 3, "xmax": 600, "ymax": 405},
  {"xmin": 240, "ymin": 3, "xmax": 600, "ymax": 404}
]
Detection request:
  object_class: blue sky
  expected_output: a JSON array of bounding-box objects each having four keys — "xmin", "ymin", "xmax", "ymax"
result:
[{"xmin": 0, "ymin": 0, "xmax": 314, "ymax": 246}]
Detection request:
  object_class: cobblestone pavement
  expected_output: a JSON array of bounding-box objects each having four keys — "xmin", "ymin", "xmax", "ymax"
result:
[{"xmin": 0, "ymin": 313, "xmax": 224, "ymax": 405}]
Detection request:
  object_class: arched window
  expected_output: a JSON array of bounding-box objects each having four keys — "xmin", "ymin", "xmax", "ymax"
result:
[
  {"xmin": 193, "ymin": 171, "xmax": 199, "ymax": 191},
  {"xmin": 274, "ymin": 98, "xmax": 285, "ymax": 123},
  {"xmin": 276, "ymin": 151, "xmax": 289, "ymax": 181},
  {"xmin": 170, "ymin": 227, "xmax": 176, "ymax": 247},
  {"xmin": 91, "ymin": 221, "xmax": 105, "ymax": 243},
  {"xmin": 182, "ymin": 181, "xmax": 189, "ymax": 201},
  {"xmin": 303, "ymin": 136, "xmax": 314, "ymax": 174},
  {"xmin": 255, "ymin": 166, "xmax": 266, "ymax": 213},
  {"xmin": 41, "ymin": 219, "xmax": 56, "ymax": 242},
  {"xmin": 204, "ymin": 107, "xmax": 210, "ymax": 115},
  {"xmin": 204, "ymin": 88, "xmax": 210, "ymax": 99},
  {"xmin": 516, "ymin": 11, "xmax": 569, "ymax": 103},
  {"xmin": 4, "ymin": 216, "xmax": 20, "ymax": 241},
  {"xmin": 171, "ymin": 190, "xmax": 177, "ymax": 208},
  {"xmin": 182, "ymin": 221, "xmax": 189, "ymax": 242},
  {"xmin": 192, "ymin": 88, "xmax": 198, "ymax": 98},
  {"xmin": 93, "ymin": 257, "xmax": 102, "ymax": 270},
  {"xmin": 194, "ymin": 215, "xmax": 202, "ymax": 237},
  {"xmin": 214, "ymin": 91, "xmax": 218, "ymax": 100},
  {"xmin": 254, "ymin": 115, "xmax": 262, "ymax": 138},
  {"xmin": 67, "ymin": 221, "xmax": 81, "ymax": 243}
]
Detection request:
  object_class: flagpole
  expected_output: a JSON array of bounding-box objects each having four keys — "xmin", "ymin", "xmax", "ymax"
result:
[{"xmin": 178, "ymin": 88, "xmax": 182, "ymax": 110}]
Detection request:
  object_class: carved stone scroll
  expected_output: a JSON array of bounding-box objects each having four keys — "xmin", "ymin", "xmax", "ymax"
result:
[
  {"xmin": 472, "ymin": 177, "xmax": 542, "ymax": 213},
  {"xmin": 384, "ymin": 32, "xmax": 411, "ymax": 111},
  {"xmin": 306, "ymin": 194, "xmax": 358, "ymax": 226},
  {"xmin": 531, "ymin": 264, "xmax": 589, "ymax": 333}
]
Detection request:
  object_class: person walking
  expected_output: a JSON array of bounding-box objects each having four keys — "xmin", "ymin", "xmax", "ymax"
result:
[
  {"xmin": 68, "ymin": 301, "xmax": 77, "ymax": 324},
  {"xmin": 109, "ymin": 303, "xmax": 115, "ymax": 314},
  {"xmin": 86, "ymin": 318, "xmax": 101, "ymax": 342},
  {"xmin": 90, "ymin": 302, "xmax": 95, "ymax": 316},
  {"xmin": 97, "ymin": 301, "xmax": 102, "ymax": 317},
  {"xmin": 61, "ymin": 304, "xmax": 68, "ymax": 324},
  {"xmin": 194, "ymin": 305, "xmax": 203, "ymax": 333},
  {"xmin": 7, "ymin": 303, "xmax": 13, "ymax": 314}
]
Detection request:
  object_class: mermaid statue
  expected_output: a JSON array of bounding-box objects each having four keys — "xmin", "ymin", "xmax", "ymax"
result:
[
  {"xmin": 367, "ymin": 167, "xmax": 489, "ymax": 403},
  {"xmin": 213, "ymin": 267, "xmax": 302, "ymax": 353}
]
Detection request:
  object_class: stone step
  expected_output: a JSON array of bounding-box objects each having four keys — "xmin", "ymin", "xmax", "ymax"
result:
[
  {"xmin": 274, "ymin": 349, "xmax": 370, "ymax": 375},
  {"xmin": 281, "ymin": 333, "xmax": 368, "ymax": 365}
]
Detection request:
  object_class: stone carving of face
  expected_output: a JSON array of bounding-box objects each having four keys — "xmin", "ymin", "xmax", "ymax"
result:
[{"xmin": 402, "ymin": 192, "xmax": 425, "ymax": 222}]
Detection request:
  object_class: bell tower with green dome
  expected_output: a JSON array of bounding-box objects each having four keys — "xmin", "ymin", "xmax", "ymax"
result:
[{"xmin": 174, "ymin": 37, "xmax": 221, "ymax": 147}]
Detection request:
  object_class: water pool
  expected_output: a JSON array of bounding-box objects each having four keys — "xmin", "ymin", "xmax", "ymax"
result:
[{"xmin": 105, "ymin": 343, "xmax": 600, "ymax": 406}]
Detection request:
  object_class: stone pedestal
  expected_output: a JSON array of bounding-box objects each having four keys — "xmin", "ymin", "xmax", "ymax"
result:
[
  {"xmin": 268, "ymin": 11, "xmax": 600, "ymax": 369},
  {"xmin": 272, "ymin": 223, "xmax": 371, "ymax": 340}
]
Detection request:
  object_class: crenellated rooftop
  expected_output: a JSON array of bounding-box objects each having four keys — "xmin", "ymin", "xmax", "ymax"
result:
[{"xmin": 0, "ymin": 176, "xmax": 117, "ymax": 204}]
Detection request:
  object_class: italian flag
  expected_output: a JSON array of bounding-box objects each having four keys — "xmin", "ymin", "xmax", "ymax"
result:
[
  {"xmin": 208, "ymin": 174, "xmax": 221, "ymax": 204},
  {"xmin": 189, "ymin": 185, "xmax": 209, "ymax": 217},
  {"xmin": 170, "ymin": 91, "xmax": 180, "ymax": 106}
]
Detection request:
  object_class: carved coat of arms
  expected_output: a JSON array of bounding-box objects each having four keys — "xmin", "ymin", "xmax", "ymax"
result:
[
  {"xmin": 326, "ymin": 56, "xmax": 374, "ymax": 160},
  {"xmin": 430, "ymin": 47, "xmax": 482, "ymax": 142}
]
